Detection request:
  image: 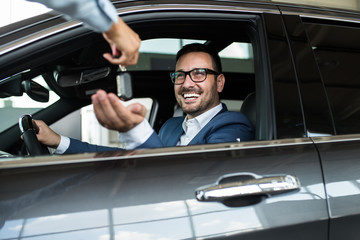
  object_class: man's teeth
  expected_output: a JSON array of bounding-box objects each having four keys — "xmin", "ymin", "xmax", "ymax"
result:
[{"xmin": 184, "ymin": 93, "xmax": 200, "ymax": 98}]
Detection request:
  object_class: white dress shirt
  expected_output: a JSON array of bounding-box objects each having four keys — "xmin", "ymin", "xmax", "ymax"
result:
[
  {"xmin": 120, "ymin": 103, "xmax": 223, "ymax": 148},
  {"xmin": 178, "ymin": 103, "xmax": 223, "ymax": 145},
  {"xmin": 29, "ymin": 0, "xmax": 118, "ymax": 32},
  {"xmin": 54, "ymin": 135, "xmax": 70, "ymax": 154}
]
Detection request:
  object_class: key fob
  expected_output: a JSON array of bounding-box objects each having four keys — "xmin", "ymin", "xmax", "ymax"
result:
[{"xmin": 116, "ymin": 71, "xmax": 133, "ymax": 101}]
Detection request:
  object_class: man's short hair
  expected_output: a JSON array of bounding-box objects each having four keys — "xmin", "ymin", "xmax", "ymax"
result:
[{"xmin": 176, "ymin": 43, "xmax": 222, "ymax": 73}]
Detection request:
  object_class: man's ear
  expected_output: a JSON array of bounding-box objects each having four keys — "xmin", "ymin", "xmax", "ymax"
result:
[{"xmin": 216, "ymin": 74, "xmax": 225, "ymax": 93}]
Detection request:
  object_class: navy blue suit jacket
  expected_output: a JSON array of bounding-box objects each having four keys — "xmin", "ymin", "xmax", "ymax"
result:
[{"xmin": 65, "ymin": 104, "xmax": 254, "ymax": 154}]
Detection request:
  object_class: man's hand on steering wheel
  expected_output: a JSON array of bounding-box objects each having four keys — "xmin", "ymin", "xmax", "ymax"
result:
[{"xmin": 33, "ymin": 120, "xmax": 61, "ymax": 149}]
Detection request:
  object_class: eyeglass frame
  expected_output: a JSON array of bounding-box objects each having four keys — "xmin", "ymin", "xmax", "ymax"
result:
[{"xmin": 170, "ymin": 68, "xmax": 219, "ymax": 85}]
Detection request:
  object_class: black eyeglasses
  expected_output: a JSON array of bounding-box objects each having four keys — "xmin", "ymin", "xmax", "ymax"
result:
[{"xmin": 170, "ymin": 68, "xmax": 219, "ymax": 85}]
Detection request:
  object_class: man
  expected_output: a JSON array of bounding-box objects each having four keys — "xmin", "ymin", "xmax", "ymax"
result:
[
  {"xmin": 29, "ymin": 0, "xmax": 140, "ymax": 66},
  {"xmin": 35, "ymin": 43, "xmax": 254, "ymax": 153}
]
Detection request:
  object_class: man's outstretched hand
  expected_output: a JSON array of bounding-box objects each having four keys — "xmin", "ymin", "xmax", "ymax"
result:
[{"xmin": 92, "ymin": 90, "xmax": 146, "ymax": 132}]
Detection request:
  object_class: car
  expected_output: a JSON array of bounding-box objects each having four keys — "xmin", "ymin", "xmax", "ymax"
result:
[{"xmin": 1, "ymin": 0, "xmax": 360, "ymax": 239}]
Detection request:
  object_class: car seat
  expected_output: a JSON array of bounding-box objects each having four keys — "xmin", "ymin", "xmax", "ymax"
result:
[{"xmin": 240, "ymin": 92, "xmax": 256, "ymax": 128}]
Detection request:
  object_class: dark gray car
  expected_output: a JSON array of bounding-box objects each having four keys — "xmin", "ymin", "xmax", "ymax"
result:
[{"xmin": 1, "ymin": 0, "xmax": 360, "ymax": 239}]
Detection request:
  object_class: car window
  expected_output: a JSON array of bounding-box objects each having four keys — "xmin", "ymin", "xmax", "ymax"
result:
[
  {"xmin": 128, "ymin": 38, "xmax": 254, "ymax": 73},
  {"xmin": 0, "ymin": 74, "xmax": 59, "ymax": 133},
  {"xmin": 304, "ymin": 22, "xmax": 360, "ymax": 135},
  {"xmin": 55, "ymin": 38, "xmax": 255, "ymax": 146},
  {"xmin": 219, "ymin": 42, "xmax": 254, "ymax": 73},
  {"xmin": 127, "ymin": 39, "xmax": 206, "ymax": 71}
]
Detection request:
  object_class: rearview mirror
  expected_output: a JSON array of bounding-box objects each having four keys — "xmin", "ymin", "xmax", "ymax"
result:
[
  {"xmin": 21, "ymin": 80, "xmax": 49, "ymax": 103},
  {"xmin": 56, "ymin": 66, "xmax": 130, "ymax": 99}
]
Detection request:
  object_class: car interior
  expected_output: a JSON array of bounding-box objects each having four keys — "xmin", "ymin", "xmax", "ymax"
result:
[{"xmin": 0, "ymin": 16, "xmax": 264, "ymax": 157}]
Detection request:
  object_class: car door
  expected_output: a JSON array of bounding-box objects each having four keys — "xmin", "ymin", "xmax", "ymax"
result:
[
  {"xmin": 282, "ymin": 9, "xmax": 360, "ymax": 240},
  {"xmin": 0, "ymin": 4, "xmax": 329, "ymax": 240}
]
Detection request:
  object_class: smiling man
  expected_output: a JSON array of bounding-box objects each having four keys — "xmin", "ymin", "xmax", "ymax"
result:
[
  {"xmin": 35, "ymin": 43, "xmax": 254, "ymax": 153},
  {"xmin": 153, "ymin": 43, "xmax": 254, "ymax": 147},
  {"xmin": 174, "ymin": 51, "xmax": 224, "ymax": 119}
]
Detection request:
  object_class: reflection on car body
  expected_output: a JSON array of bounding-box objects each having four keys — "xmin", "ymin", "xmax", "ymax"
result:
[{"xmin": 1, "ymin": 0, "xmax": 360, "ymax": 239}]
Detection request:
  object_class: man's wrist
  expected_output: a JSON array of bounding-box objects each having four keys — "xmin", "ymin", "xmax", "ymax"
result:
[
  {"xmin": 118, "ymin": 119, "xmax": 154, "ymax": 149},
  {"xmin": 54, "ymin": 136, "xmax": 70, "ymax": 154},
  {"xmin": 104, "ymin": 17, "xmax": 122, "ymax": 39}
]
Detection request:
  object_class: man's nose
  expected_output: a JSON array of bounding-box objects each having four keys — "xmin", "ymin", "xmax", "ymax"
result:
[{"xmin": 182, "ymin": 74, "xmax": 195, "ymax": 87}]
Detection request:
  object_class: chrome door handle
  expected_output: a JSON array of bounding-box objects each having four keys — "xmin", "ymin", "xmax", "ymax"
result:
[{"xmin": 195, "ymin": 173, "xmax": 300, "ymax": 202}]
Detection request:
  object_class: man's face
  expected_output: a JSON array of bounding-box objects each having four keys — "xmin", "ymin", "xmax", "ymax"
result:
[{"xmin": 174, "ymin": 52, "xmax": 225, "ymax": 119}]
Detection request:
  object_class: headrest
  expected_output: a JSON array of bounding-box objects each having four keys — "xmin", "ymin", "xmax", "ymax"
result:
[{"xmin": 240, "ymin": 92, "xmax": 256, "ymax": 128}]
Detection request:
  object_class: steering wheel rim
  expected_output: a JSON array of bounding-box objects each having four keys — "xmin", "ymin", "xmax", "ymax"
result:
[{"xmin": 19, "ymin": 114, "xmax": 50, "ymax": 156}]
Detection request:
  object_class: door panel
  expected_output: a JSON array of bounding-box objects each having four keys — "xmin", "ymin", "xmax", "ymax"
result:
[
  {"xmin": 0, "ymin": 139, "xmax": 327, "ymax": 239},
  {"xmin": 297, "ymin": 15, "xmax": 360, "ymax": 240},
  {"xmin": 313, "ymin": 136, "xmax": 360, "ymax": 240}
]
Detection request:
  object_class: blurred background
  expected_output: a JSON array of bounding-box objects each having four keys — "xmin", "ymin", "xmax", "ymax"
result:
[{"xmin": 0, "ymin": 0, "xmax": 49, "ymax": 27}]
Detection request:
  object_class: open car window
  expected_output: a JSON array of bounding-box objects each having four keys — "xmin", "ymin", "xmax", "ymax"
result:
[
  {"xmin": 52, "ymin": 38, "xmax": 255, "ymax": 147},
  {"xmin": 0, "ymin": 10, "xmax": 265, "ymax": 157}
]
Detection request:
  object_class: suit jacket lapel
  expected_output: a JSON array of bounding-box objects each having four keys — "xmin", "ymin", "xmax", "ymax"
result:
[
  {"xmin": 188, "ymin": 103, "xmax": 228, "ymax": 145},
  {"xmin": 166, "ymin": 123, "xmax": 184, "ymax": 146},
  {"xmin": 159, "ymin": 116, "xmax": 185, "ymax": 147}
]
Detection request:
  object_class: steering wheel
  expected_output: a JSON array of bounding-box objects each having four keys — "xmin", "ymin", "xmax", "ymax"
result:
[{"xmin": 19, "ymin": 114, "xmax": 50, "ymax": 156}]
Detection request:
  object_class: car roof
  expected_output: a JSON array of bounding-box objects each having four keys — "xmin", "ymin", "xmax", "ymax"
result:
[{"xmin": 1, "ymin": 0, "xmax": 360, "ymax": 55}]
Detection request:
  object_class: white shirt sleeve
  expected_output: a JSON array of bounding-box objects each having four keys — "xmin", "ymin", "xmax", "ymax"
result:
[
  {"xmin": 54, "ymin": 135, "xmax": 71, "ymax": 154},
  {"xmin": 118, "ymin": 119, "xmax": 154, "ymax": 150},
  {"xmin": 28, "ymin": 0, "xmax": 118, "ymax": 32}
]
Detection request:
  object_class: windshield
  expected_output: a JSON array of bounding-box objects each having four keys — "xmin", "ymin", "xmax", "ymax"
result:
[{"xmin": 0, "ymin": 74, "xmax": 59, "ymax": 133}]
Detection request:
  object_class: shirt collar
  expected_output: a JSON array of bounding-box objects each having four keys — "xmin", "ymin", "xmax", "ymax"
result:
[{"xmin": 182, "ymin": 103, "xmax": 223, "ymax": 132}]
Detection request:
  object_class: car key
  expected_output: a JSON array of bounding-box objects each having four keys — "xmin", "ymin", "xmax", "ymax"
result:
[
  {"xmin": 116, "ymin": 66, "xmax": 133, "ymax": 101},
  {"xmin": 111, "ymin": 46, "xmax": 133, "ymax": 101}
]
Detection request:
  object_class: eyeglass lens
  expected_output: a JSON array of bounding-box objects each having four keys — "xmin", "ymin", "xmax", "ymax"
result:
[{"xmin": 173, "ymin": 69, "xmax": 208, "ymax": 84}]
